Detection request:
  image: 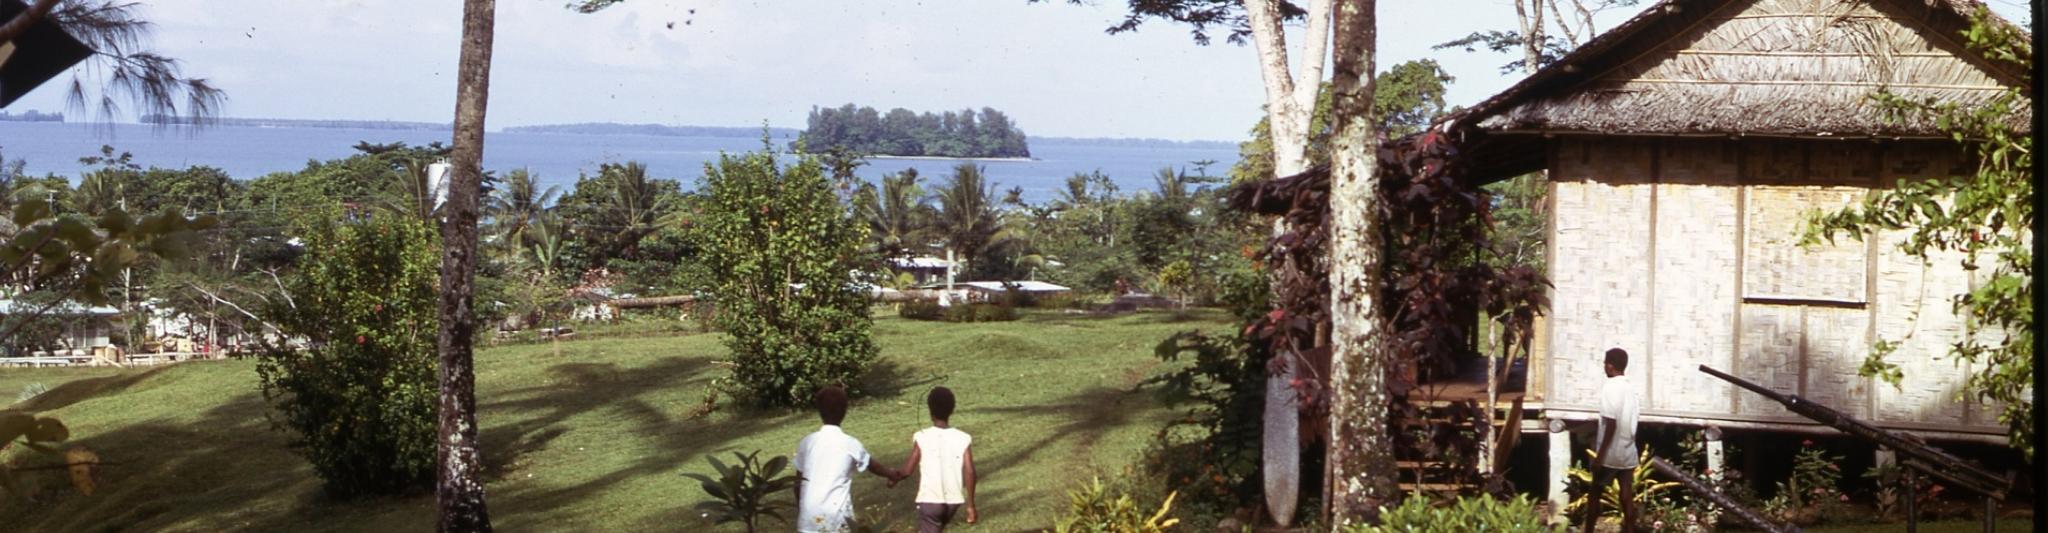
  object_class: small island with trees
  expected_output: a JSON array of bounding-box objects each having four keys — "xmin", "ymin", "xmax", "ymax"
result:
[{"xmin": 794, "ymin": 103, "xmax": 1031, "ymax": 159}]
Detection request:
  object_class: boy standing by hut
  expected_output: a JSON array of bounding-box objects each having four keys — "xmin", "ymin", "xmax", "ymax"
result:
[
  {"xmin": 1586, "ymin": 348, "xmax": 1641, "ymax": 533},
  {"xmin": 795, "ymin": 385, "xmax": 906, "ymax": 533},
  {"xmin": 889, "ymin": 386, "xmax": 978, "ymax": 532}
]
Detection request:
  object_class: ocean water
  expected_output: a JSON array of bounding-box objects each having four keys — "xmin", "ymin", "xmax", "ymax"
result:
[{"xmin": 0, "ymin": 122, "xmax": 1241, "ymax": 204}]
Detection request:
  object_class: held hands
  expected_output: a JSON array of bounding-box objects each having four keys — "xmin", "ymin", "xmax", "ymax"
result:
[{"xmin": 885, "ymin": 470, "xmax": 909, "ymax": 488}]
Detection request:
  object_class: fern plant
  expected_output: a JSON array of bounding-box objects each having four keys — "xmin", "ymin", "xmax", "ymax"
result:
[{"xmin": 681, "ymin": 450, "xmax": 801, "ymax": 532}]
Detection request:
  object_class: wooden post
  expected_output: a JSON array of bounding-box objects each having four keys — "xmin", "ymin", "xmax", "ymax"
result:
[
  {"xmin": 1548, "ymin": 417, "xmax": 1571, "ymax": 525},
  {"xmin": 1706, "ymin": 426, "xmax": 1725, "ymax": 530}
]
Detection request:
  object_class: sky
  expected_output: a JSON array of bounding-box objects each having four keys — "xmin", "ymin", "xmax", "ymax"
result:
[{"xmin": 4, "ymin": 0, "xmax": 2032, "ymax": 142}]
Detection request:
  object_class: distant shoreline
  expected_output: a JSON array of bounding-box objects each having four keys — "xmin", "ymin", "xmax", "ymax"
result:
[
  {"xmin": 863, "ymin": 154, "xmax": 1034, "ymax": 163},
  {"xmin": 30, "ymin": 119, "xmax": 1236, "ymax": 148}
]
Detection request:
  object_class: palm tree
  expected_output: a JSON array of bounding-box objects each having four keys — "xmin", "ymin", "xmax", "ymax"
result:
[
  {"xmin": 70, "ymin": 170, "xmax": 125, "ymax": 216},
  {"xmin": 379, "ymin": 159, "xmax": 443, "ymax": 222},
  {"xmin": 855, "ymin": 168, "xmax": 934, "ymax": 257},
  {"xmin": 527, "ymin": 216, "xmax": 567, "ymax": 281},
  {"xmin": 490, "ymin": 168, "xmax": 558, "ymax": 251},
  {"xmin": 933, "ymin": 163, "xmax": 1007, "ymax": 278},
  {"xmin": 602, "ymin": 161, "xmax": 672, "ymax": 258}
]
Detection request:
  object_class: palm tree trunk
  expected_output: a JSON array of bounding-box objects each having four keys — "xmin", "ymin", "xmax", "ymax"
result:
[
  {"xmin": 435, "ymin": 0, "xmax": 496, "ymax": 530},
  {"xmin": 1325, "ymin": 0, "xmax": 1397, "ymax": 527}
]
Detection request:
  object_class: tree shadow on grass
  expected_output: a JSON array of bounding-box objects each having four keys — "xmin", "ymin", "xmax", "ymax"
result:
[
  {"xmin": 477, "ymin": 356, "xmax": 708, "ymax": 481},
  {"xmin": 0, "ymin": 386, "xmax": 377, "ymax": 532},
  {"xmin": 860, "ymin": 357, "xmax": 944, "ymax": 399},
  {"xmin": 963, "ymin": 385, "xmax": 1156, "ymax": 524},
  {"xmin": 8, "ymin": 364, "xmax": 179, "ymax": 413}
]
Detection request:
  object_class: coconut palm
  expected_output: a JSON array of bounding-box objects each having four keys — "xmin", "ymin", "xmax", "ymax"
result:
[
  {"xmin": 489, "ymin": 168, "xmax": 558, "ymax": 250},
  {"xmin": 377, "ymin": 159, "xmax": 442, "ymax": 222},
  {"xmin": 854, "ymin": 168, "xmax": 935, "ymax": 257},
  {"xmin": 70, "ymin": 170, "xmax": 126, "ymax": 216},
  {"xmin": 602, "ymin": 161, "xmax": 674, "ymax": 258},
  {"xmin": 933, "ymin": 163, "xmax": 1007, "ymax": 277}
]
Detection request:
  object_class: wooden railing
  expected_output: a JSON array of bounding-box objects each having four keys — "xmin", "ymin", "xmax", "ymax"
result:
[{"xmin": 0, "ymin": 351, "xmax": 209, "ymax": 368}]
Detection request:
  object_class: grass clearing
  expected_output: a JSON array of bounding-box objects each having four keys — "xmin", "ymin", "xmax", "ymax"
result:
[{"xmin": 0, "ymin": 309, "xmax": 1232, "ymax": 532}]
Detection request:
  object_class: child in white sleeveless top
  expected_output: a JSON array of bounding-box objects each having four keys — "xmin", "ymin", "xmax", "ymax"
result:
[{"xmin": 888, "ymin": 386, "xmax": 977, "ymax": 532}]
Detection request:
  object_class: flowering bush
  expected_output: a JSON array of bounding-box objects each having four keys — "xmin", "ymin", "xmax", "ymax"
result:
[
  {"xmin": 255, "ymin": 215, "xmax": 440, "ymax": 497},
  {"xmin": 1763, "ymin": 440, "xmax": 1846, "ymax": 525}
]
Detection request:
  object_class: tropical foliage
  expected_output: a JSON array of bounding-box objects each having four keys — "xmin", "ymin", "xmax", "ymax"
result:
[
  {"xmin": 681, "ymin": 450, "xmax": 801, "ymax": 533},
  {"xmin": 1350, "ymin": 493, "xmax": 1554, "ymax": 533},
  {"xmin": 796, "ymin": 104, "xmax": 1030, "ymax": 158},
  {"xmin": 686, "ymin": 146, "xmax": 877, "ymax": 407},
  {"xmin": 1052, "ymin": 477, "xmax": 1181, "ymax": 533},
  {"xmin": 253, "ymin": 214, "xmax": 441, "ymax": 497},
  {"xmin": 1802, "ymin": 6, "xmax": 2035, "ymax": 457}
]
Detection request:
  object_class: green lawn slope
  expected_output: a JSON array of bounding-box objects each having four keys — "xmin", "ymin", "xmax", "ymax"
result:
[{"xmin": 0, "ymin": 310, "xmax": 1233, "ymax": 532}]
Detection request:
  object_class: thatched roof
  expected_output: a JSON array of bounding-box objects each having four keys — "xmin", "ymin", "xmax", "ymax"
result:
[{"xmin": 1451, "ymin": 0, "xmax": 2029, "ymax": 141}]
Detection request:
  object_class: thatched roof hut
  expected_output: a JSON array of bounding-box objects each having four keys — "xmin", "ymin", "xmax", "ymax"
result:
[
  {"xmin": 1445, "ymin": 0, "xmax": 2030, "ymax": 182},
  {"xmin": 1237, "ymin": 0, "xmax": 2028, "ymax": 517}
]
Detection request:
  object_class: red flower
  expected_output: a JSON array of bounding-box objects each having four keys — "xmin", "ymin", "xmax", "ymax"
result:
[
  {"xmin": 356, "ymin": 335, "xmax": 366, "ymax": 345},
  {"xmin": 1802, "ymin": 439, "xmax": 1815, "ymax": 447}
]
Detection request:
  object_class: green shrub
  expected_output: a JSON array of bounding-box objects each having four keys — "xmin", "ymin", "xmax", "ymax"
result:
[
  {"xmin": 1052, "ymin": 477, "xmax": 1180, "ymax": 533},
  {"xmin": 682, "ymin": 450, "xmax": 801, "ymax": 533},
  {"xmin": 1035, "ymin": 291, "xmax": 1088, "ymax": 311},
  {"xmin": 1139, "ymin": 331, "xmax": 1270, "ymax": 525},
  {"xmin": 687, "ymin": 147, "xmax": 878, "ymax": 407},
  {"xmin": 899, "ymin": 300, "xmax": 944, "ymax": 321},
  {"xmin": 255, "ymin": 215, "xmax": 440, "ymax": 497},
  {"xmin": 1350, "ymin": 494, "xmax": 1554, "ymax": 533},
  {"xmin": 1763, "ymin": 439, "xmax": 1847, "ymax": 525},
  {"xmin": 968, "ymin": 302, "xmax": 1018, "ymax": 322},
  {"xmin": 1566, "ymin": 449, "xmax": 1680, "ymax": 525},
  {"xmin": 899, "ymin": 301, "xmax": 1018, "ymax": 323}
]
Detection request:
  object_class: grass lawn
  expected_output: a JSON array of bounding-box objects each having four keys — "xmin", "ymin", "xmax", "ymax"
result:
[{"xmin": 0, "ymin": 309, "xmax": 1232, "ymax": 532}]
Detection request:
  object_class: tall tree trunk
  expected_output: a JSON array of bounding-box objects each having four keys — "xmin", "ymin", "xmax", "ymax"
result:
[
  {"xmin": 436, "ymin": 0, "xmax": 496, "ymax": 530},
  {"xmin": 1243, "ymin": 0, "xmax": 1331, "ymax": 526},
  {"xmin": 1514, "ymin": 0, "xmax": 1545, "ymax": 74},
  {"xmin": 1244, "ymin": 0, "xmax": 1318, "ymax": 177},
  {"xmin": 1325, "ymin": 0, "xmax": 1395, "ymax": 527}
]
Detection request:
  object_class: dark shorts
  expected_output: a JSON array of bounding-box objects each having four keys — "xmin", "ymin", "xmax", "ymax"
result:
[{"xmin": 917, "ymin": 503, "xmax": 961, "ymax": 533}]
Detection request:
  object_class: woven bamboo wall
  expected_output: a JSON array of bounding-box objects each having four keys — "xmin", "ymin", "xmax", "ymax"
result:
[
  {"xmin": 1650, "ymin": 140, "xmax": 1741, "ymax": 415},
  {"xmin": 1542, "ymin": 137, "xmax": 1999, "ymax": 435},
  {"xmin": 1546, "ymin": 139, "xmax": 1656, "ymax": 412}
]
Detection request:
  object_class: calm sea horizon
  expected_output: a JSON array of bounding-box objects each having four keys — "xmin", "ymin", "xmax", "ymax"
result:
[{"xmin": 0, "ymin": 122, "xmax": 1241, "ymax": 204}]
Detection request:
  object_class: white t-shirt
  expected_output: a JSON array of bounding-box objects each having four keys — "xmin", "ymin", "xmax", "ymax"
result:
[
  {"xmin": 1596, "ymin": 374, "xmax": 1641, "ymax": 469},
  {"xmin": 912, "ymin": 426, "xmax": 972, "ymax": 504},
  {"xmin": 795, "ymin": 425, "xmax": 871, "ymax": 533}
]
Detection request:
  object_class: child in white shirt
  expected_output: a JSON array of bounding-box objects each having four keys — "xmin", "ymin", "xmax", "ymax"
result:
[{"xmin": 889, "ymin": 386, "xmax": 977, "ymax": 533}]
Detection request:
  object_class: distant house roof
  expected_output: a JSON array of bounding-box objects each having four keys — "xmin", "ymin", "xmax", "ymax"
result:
[
  {"xmin": 957, "ymin": 281, "xmax": 1071, "ymax": 293},
  {"xmin": 0, "ymin": 300, "xmax": 119, "ymax": 316},
  {"xmin": 890, "ymin": 256, "xmax": 954, "ymax": 269}
]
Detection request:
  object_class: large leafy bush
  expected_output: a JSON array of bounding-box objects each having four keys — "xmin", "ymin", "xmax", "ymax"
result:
[
  {"xmin": 688, "ymin": 146, "xmax": 877, "ymax": 407},
  {"xmin": 256, "ymin": 214, "xmax": 440, "ymax": 497}
]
